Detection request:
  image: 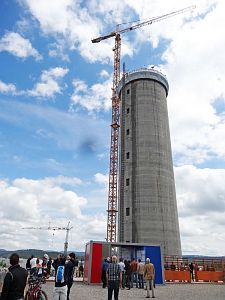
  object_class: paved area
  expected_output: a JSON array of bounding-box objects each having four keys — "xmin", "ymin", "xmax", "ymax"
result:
[{"xmin": 42, "ymin": 282, "xmax": 225, "ymax": 300}]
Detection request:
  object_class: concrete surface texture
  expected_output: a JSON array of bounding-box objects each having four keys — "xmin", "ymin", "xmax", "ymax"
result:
[
  {"xmin": 42, "ymin": 282, "xmax": 225, "ymax": 300},
  {"xmin": 118, "ymin": 69, "xmax": 181, "ymax": 256}
]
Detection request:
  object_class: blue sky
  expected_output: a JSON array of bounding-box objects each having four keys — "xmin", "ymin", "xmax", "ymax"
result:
[{"xmin": 1, "ymin": 0, "xmax": 225, "ymax": 256}]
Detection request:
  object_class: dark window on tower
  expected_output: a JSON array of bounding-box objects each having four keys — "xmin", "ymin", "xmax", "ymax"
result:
[
  {"xmin": 126, "ymin": 152, "xmax": 130, "ymax": 159},
  {"xmin": 126, "ymin": 178, "xmax": 130, "ymax": 186},
  {"xmin": 126, "ymin": 129, "xmax": 130, "ymax": 135},
  {"xmin": 126, "ymin": 240, "xmax": 130, "ymax": 243},
  {"xmin": 127, "ymin": 107, "xmax": 130, "ymax": 114},
  {"xmin": 126, "ymin": 207, "xmax": 130, "ymax": 216},
  {"xmin": 127, "ymin": 89, "xmax": 130, "ymax": 94}
]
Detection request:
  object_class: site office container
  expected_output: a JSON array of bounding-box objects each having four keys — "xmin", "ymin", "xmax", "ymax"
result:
[{"xmin": 83, "ymin": 241, "xmax": 164, "ymax": 285}]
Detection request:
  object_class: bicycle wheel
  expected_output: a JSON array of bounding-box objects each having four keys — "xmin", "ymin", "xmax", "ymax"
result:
[
  {"xmin": 36, "ymin": 290, "xmax": 48, "ymax": 300},
  {"xmin": 25, "ymin": 291, "xmax": 34, "ymax": 300}
]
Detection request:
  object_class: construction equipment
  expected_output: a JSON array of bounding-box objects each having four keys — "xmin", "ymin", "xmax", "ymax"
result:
[
  {"xmin": 22, "ymin": 221, "xmax": 73, "ymax": 255},
  {"xmin": 92, "ymin": 5, "xmax": 195, "ymax": 243}
]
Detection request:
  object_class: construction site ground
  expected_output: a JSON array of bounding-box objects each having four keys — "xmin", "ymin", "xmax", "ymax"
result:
[{"xmin": 40, "ymin": 281, "xmax": 225, "ymax": 300}]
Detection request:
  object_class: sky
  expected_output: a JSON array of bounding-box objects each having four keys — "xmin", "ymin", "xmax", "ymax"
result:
[{"xmin": 0, "ymin": 0, "xmax": 225, "ymax": 256}]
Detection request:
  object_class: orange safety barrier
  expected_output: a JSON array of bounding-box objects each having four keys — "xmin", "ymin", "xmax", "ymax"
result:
[
  {"xmin": 164, "ymin": 256, "xmax": 225, "ymax": 284},
  {"xmin": 164, "ymin": 270, "xmax": 191, "ymax": 282},
  {"xmin": 195, "ymin": 271, "xmax": 224, "ymax": 282}
]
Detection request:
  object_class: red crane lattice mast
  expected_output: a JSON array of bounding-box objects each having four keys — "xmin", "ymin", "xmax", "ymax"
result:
[{"xmin": 92, "ymin": 5, "xmax": 195, "ymax": 243}]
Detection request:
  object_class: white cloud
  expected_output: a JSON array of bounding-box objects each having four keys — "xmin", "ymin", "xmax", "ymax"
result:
[
  {"xmin": 48, "ymin": 41, "xmax": 70, "ymax": 62},
  {"xmin": 94, "ymin": 173, "xmax": 108, "ymax": 186},
  {"xmin": 0, "ymin": 177, "xmax": 106, "ymax": 251},
  {"xmin": 99, "ymin": 69, "xmax": 110, "ymax": 78},
  {"xmin": 70, "ymin": 77, "xmax": 112, "ymax": 112},
  {"xmin": 1, "ymin": 67, "xmax": 69, "ymax": 99},
  {"xmin": 28, "ymin": 67, "xmax": 69, "ymax": 98},
  {"xmin": 20, "ymin": 0, "xmax": 135, "ymax": 63},
  {"xmin": 0, "ymin": 80, "xmax": 17, "ymax": 95},
  {"xmin": 175, "ymin": 165, "xmax": 225, "ymax": 255},
  {"xmin": 159, "ymin": 1, "xmax": 225, "ymax": 165},
  {"xmin": 0, "ymin": 32, "xmax": 42, "ymax": 60},
  {"xmin": 42, "ymin": 175, "xmax": 82, "ymax": 186}
]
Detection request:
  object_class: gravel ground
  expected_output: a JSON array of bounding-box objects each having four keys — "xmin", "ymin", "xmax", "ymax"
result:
[{"xmin": 42, "ymin": 282, "xmax": 225, "ymax": 300}]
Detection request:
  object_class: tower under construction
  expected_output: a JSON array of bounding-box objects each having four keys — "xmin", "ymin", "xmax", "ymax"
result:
[{"xmin": 118, "ymin": 68, "xmax": 181, "ymax": 256}]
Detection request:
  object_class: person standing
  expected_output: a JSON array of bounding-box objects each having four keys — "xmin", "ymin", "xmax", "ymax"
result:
[
  {"xmin": 0, "ymin": 253, "xmax": 28, "ymax": 300},
  {"xmin": 130, "ymin": 258, "xmax": 138, "ymax": 288},
  {"xmin": 25, "ymin": 255, "xmax": 33, "ymax": 272},
  {"xmin": 118, "ymin": 258, "xmax": 125, "ymax": 289},
  {"xmin": 106, "ymin": 255, "xmax": 122, "ymax": 300},
  {"xmin": 189, "ymin": 262, "xmax": 194, "ymax": 281},
  {"xmin": 124, "ymin": 260, "xmax": 131, "ymax": 289},
  {"xmin": 29, "ymin": 256, "xmax": 37, "ymax": 275},
  {"xmin": 78, "ymin": 259, "xmax": 84, "ymax": 277},
  {"xmin": 52, "ymin": 254, "xmax": 69, "ymax": 300},
  {"xmin": 101, "ymin": 258, "xmax": 109, "ymax": 288},
  {"xmin": 66, "ymin": 252, "xmax": 76, "ymax": 300},
  {"xmin": 47, "ymin": 257, "xmax": 52, "ymax": 276},
  {"xmin": 144, "ymin": 258, "xmax": 155, "ymax": 299},
  {"xmin": 36, "ymin": 254, "xmax": 49, "ymax": 278},
  {"xmin": 137, "ymin": 259, "xmax": 145, "ymax": 289}
]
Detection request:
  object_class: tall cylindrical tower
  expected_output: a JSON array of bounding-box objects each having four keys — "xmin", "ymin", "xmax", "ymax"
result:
[{"xmin": 118, "ymin": 68, "xmax": 181, "ymax": 256}]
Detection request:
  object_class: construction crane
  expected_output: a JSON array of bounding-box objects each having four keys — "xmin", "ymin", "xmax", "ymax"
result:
[
  {"xmin": 92, "ymin": 5, "xmax": 195, "ymax": 243},
  {"xmin": 22, "ymin": 221, "xmax": 73, "ymax": 255}
]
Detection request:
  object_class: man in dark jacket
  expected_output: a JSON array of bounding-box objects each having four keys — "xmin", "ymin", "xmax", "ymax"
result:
[
  {"xmin": 25, "ymin": 255, "xmax": 33, "ymax": 271},
  {"xmin": 66, "ymin": 252, "xmax": 76, "ymax": 300},
  {"xmin": 101, "ymin": 257, "xmax": 109, "ymax": 288},
  {"xmin": 0, "ymin": 253, "xmax": 27, "ymax": 300}
]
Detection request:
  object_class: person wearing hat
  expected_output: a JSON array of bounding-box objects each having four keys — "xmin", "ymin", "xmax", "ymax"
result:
[
  {"xmin": 37, "ymin": 253, "xmax": 50, "ymax": 278},
  {"xmin": 143, "ymin": 258, "xmax": 155, "ymax": 298}
]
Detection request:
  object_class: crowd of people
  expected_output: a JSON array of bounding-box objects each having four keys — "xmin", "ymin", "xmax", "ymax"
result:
[
  {"xmin": 0, "ymin": 252, "xmax": 155, "ymax": 300},
  {"xmin": 0, "ymin": 252, "xmax": 79, "ymax": 300},
  {"xmin": 102, "ymin": 255, "xmax": 156, "ymax": 299}
]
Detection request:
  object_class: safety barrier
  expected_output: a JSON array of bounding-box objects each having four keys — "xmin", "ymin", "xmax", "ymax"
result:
[
  {"xmin": 164, "ymin": 270, "xmax": 191, "ymax": 282},
  {"xmin": 164, "ymin": 256, "xmax": 225, "ymax": 283},
  {"xmin": 195, "ymin": 270, "xmax": 224, "ymax": 282}
]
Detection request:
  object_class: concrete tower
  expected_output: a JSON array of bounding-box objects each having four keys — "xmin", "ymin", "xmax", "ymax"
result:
[{"xmin": 118, "ymin": 68, "xmax": 181, "ymax": 256}]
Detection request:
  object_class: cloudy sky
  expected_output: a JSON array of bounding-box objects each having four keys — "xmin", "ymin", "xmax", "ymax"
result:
[{"xmin": 0, "ymin": 0, "xmax": 224, "ymax": 256}]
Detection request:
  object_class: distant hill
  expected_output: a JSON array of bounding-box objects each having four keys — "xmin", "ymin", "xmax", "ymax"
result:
[
  {"xmin": 0, "ymin": 249, "xmax": 84, "ymax": 259},
  {"xmin": 182, "ymin": 255, "xmax": 225, "ymax": 259}
]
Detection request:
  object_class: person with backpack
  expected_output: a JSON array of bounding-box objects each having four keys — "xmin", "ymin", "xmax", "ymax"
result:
[
  {"xmin": 0, "ymin": 253, "xmax": 28, "ymax": 300},
  {"xmin": 52, "ymin": 254, "xmax": 69, "ymax": 300}
]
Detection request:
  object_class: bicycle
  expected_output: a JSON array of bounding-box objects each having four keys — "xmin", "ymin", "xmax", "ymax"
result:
[{"xmin": 25, "ymin": 275, "xmax": 48, "ymax": 300}]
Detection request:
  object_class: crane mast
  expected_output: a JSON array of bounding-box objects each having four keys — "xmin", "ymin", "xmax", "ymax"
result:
[
  {"xmin": 107, "ymin": 33, "xmax": 121, "ymax": 242},
  {"xmin": 92, "ymin": 5, "xmax": 195, "ymax": 243}
]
